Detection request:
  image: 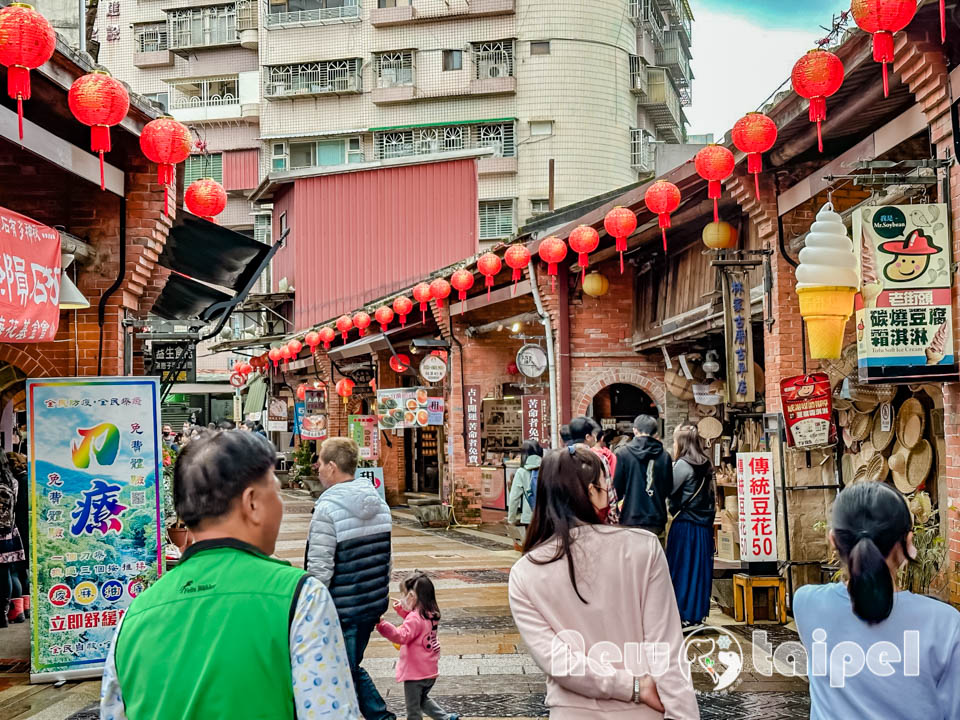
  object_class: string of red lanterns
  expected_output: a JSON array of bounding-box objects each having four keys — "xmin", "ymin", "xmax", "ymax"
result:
[
  {"xmin": 0, "ymin": 3, "xmax": 55, "ymax": 141},
  {"xmin": 68, "ymin": 70, "xmax": 129, "ymax": 191},
  {"xmin": 731, "ymin": 113, "xmax": 778, "ymax": 198},
  {"xmin": 850, "ymin": 0, "xmax": 916, "ymax": 98},
  {"xmin": 603, "ymin": 206, "xmax": 637, "ymax": 273}
]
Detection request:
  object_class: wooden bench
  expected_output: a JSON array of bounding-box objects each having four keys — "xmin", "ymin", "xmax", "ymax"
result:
[{"xmin": 733, "ymin": 573, "xmax": 787, "ymax": 624}]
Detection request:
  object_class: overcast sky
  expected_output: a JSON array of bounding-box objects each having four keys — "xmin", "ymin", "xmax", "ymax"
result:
[{"xmin": 686, "ymin": 1, "xmax": 849, "ymax": 139}]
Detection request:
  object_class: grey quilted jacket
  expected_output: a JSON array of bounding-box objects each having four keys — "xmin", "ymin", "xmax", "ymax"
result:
[{"xmin": 305, "ymin": 478, "xmax": 392, "ymax": 624}]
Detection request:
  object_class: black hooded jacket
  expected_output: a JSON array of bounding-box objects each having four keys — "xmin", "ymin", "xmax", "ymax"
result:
[{"xmin": 612, "ymin": 435, "xmax": 673, "ymax": 532}]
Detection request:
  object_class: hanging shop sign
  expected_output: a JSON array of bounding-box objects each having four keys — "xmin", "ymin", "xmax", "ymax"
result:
[
  {"xmin": 779, "ymin": 373, "xmax": 836, "ymax": 449},
  {"xmin": 376, "ymin": 387, "xmax": 436, "ymax": 429},
  {"xmin": 267, "ymin": 397, "xmax": 288, "ymax": 432},
  {"xmin": 721, "ymin": 268, "xmax": 756, "ymax": 403},
  {"xmin": 233, "ymin": 395, "xmax": 243, "ymax": 423},
  {"xmin": 483, "ymin": 398, "xmax": 522, "ymax": 451},
  {"xmin": 149, "ymin": 342, "xmax": 196, "ymax": 384},
  {"xmin": 854, "ymin": 204, "xmax": 959, "ymax": 383},
  {"xmin": 522, "ymin": 395, "xmax": 548, "ymax": 446},
  {"xmin": 516, "ymin": 344, "xmax": 548, "ymax": 379},
  {"xmin": 300, "ymin": 389, "xmax": 328, "ymax": 440},
  {"xmin": 355, "ymin": 466, "xmax": 385, "ymax": 502},
  {"xmin": 419, "ymin": 355, "xmax": 448, "ymax": 384},
  {"xmin": 293, "ymin": 402, "xmax": 305, "ymax": 435},
  {"xmin": 427, "ymin": 397, "xmax": 444, "ymax": 425},
  {"xmin": 26, "ymin": 377, "xmax": 163, "ymax": 682},
  {"xmin": 0, "ymin": 205, "xmax": 62, "ymax": 343},
  {"xmin": 465, "ymin": 385, "xmax": 481, "ymax": 466},
  {"xmin": 349, "ymin": 415, "xmax": 380, "ymax": 461},
  {"xmin": 481, "ymin": 466, "xmax": 507, "ymax": 511},
  {"xmin": 736, "ymin": 452, "xmax": 778, "ymax": 562}
]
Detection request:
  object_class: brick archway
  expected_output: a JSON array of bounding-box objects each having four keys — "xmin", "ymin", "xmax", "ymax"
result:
[
  {"xmin": 0, "ymin": 343, "xmax": 60, "ymax": 379},
  {"xmin": 573, "ymin": 368, "xmax": 666, "ymax": 418}
]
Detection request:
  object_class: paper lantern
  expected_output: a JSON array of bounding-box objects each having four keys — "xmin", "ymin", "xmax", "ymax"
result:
[
  {"xmin": 477, "ymin": 252, "xmax": 502, "ymax": 301},
  {"xmin": 0, "ymin": 3, "xmax": 55, "ymax": 140},
  {"xmin": 389, "ymin": 353, "xmax": 411, "ymax": 373},
  {"xmin": 582, "ymin": 272, "xmax": 609, "ymax": 298},
  {"xmin": 336, "ymin": 314, "xmax": 353, "ymax": 341},
  {"xmin": 413, "ymin": 282, "xmax": 433, "ymax": 324},
  {"xmin": 268, "ymin": 347, "xmax": 282, "ymax": 369},
  {"xmin": 185, "ymin": 177, "xmax": 227, "ymax": 222},
  {"xmin": 792, "ymin": 49, "xmax": 845, "ymax": 152},
  {"xmin": 287, "ymin": 338, "xmax": 303, "ymax": 357},
  {"xmin": 603, "ymin": 206, "xmax": 637, "ymax": 274},
  {"xmin": 239, "ymin": 362, "xmax": 252, "ymax": 376},
  {"xmin": 702, "ymin": 221, "xmax": 738, "ymax": 250},
  {"xmin": 731, "ymin": 113, "xmax": 778, "ymax": 198},
  {"xmin": 374, "ymin": 305, "xmax": 394, "ymax": 332},
  {"xmin": 336, "ymin": 378, "xmax": 354, "ymax": 401},
  {"xmin": 140, "ymin": 116, "xmax": 191, "ymax": 211},
  {"xmin": 568, "ymin": 226, "xmax": 599, "ymax": 284},
  {"xmin": 393, "ymin": 296, "xmax": 413, "ymax": 327},
  {"xmin": 450, "ymin": 269, "xmax": 474, "ymax": 314},
  {"xmin": 68, "ymin": 70, "xmax": 130, "ymax": 191},
  {"xmin": 695, "ymin": 145, "xmax": 735, "ymax": 224},
  {"xmin": 504, "ymin": 244, "xmax": 531, "ymax": 294},
  {"xmin": 506, "ymin": 361, "xmax": 519, "ymax": 375},
  {"xmin": 305, "ymin": 330, "xmax": 321, "ymax": 354},
  {"xmin": 279, "ymin": 344, "xmax": 293, "ymax": 368},
  {"xmin": 430, "ymin": 277, "xmax": 451, "ymax": 308},
  {"xmin": 296, "ymin": 384, "xmax": 307, "ymax": 402},
  {"xmin": 318, "ymin": 327, "xmax": 335, "ymax": 350},
  {"xmin": 538, "ymin": 236, "xmax": 567, "ymax": 291},
  {"xmin": 644, "ymin": 180, "xmax": 682, "ymax": 252},
  {"xmin": 353, "ymin": 311, "xmax": 371, "ymax": 338},
  {"xmin": 851, "ymin": 0, "xmax": 916, "ymax": 97}
]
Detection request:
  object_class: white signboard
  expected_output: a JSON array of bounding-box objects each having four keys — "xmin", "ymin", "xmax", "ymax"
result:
[
  {"xmin": 736, "ymin": 452, "xmax": 778, "ymax": 562},
  {"xmin": 516, "ymin": 344, "xmax": 548, "ymax": 378},
  {"xmin": 419, "ymin": 355, "xmax": 448, "ymax": 384}
]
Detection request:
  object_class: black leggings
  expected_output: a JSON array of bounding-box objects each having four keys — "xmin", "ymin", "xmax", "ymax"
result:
[{"xmin": 0, "ymin": 564, "xmax": 23, "ymax": 607}]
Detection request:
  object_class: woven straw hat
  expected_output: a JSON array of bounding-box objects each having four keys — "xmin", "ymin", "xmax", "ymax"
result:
[
  {"xmin": 850, "ymin": 412, "xmax": 872, "ymax": 442},
  {"xmin": 870, "ymin": 405, "xmax": 895, "ymax": 451},
  {"xmin": 895, "ymin": 398, "xmax": 926, "ymax": 449},
  {"xmin": 697, "ymin": 416, "xmax": 723, "ymax": 441},
  {"xmin": 833, "ymin": 396, "xmax": 853, "ymax": 411},
  {"xmin": 853, "ymin": 462, "xmax": 869, "ymax": 484},
  {"xmin": 842, "ymin": 427, "xmax": 854, "ymax": 447},
  {"xmin": 865, "ymin": 453, "xmax": 888, "ymax": 484},
  {"xmin": 665, "ymin": 368, "xmax": 694, "ymax": 400},
  {"xmin": 822, "ymin": 343, "xmax": 858, "ymax": 388},
  {"xmin": 889, "ymin": 439, "xmax": 932, "ymax": 494}
]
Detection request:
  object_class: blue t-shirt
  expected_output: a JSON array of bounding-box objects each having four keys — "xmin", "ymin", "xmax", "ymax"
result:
[{"xmin": 794, "ymin": 582, "xmax": 960, "ymax": 720}]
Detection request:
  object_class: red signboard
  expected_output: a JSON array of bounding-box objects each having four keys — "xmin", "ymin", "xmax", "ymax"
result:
[
  {"xmin": 0, "ymin": 206, "xmax": 61, "ymax": 342},
  {"xmin": 465, "ymin": 384, "xmax": 481, "ymax": 466},
  {"xmin": 522, "ymin": 395, "xmax": 548, "ymax": 447},
  {"xmin": 779, "ymin": 373, "xmax": 835, "ymax": 448}
]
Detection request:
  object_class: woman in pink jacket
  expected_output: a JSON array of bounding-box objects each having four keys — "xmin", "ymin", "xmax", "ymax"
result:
[
  {"xmin": 376, "ymin": 571, "xmax": 460, "ymax": 720},
  {"xmin": 509, "ymin": 446, "xmax": 700, "ymax": 719}
]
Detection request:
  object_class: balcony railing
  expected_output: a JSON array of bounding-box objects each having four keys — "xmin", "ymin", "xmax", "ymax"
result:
[
  {"xmin": 167, "ymin": 6, "xmax": 239, "ymax": 50},
  {"xmin": 265, "ymin": 62, "xmax": 362, "ymax": 98},
  {"xmin": 374, "ymin": 123, "xmax": 516, "ymax": 161},
  {"xmin": 655, "ymin": 46, "xmax": 690, "ymax": 88},
  {"xmin": 631, "ymin": 128, "xmax": 654, "ymax": 172},
  {"xmin": 631, "ymin": 0, "xmax": 665, "ymax": 48},
  {"xmin": 236, "ymin": 0, "xmax": 257, "ymax": 30},
  {"xmin": 265, "ymin": 1, "xmax": 360, "ymax": 26},
  {"xmin": 629, "ymin": 55, "xmax": 648, "ymax": 97},
  {"xmin": 638, "ymin": 66, "xmax": 682, "ymax": 140}
]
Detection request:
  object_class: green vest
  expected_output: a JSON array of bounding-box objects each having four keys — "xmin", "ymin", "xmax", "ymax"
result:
[{"xmin": 115, "ymin": 539, "xmax": 306, "ymax": 720}]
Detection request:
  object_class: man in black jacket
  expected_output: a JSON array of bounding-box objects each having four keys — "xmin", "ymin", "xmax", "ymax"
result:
[{"xmin": 612, "ymin": 415, "xmax": 673, "ymax": 539}]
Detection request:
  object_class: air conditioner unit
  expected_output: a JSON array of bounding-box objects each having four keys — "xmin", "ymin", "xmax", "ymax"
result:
[{"xmin": 480, "ymin": 62, "xmax": 508, "ymax": 79}]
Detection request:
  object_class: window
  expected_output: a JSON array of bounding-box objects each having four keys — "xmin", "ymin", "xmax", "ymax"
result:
[
  {"xmin": 479, "ymin": 200, "xmax": 514, "ymax": 240},
  {"xmin": 266, "ymin": 0, "xmax": 360, "ymax": 25},
  {"xmin": 167, "ymin": 5, "xmax": 237, "ymax": 49},
  {"xmin": 529, "ymin": 120, "xmax": 553, "ymax": 136},
  {"xmin": 143, "ymin": 92, "xmax": 169, "ymax": 112},
  {"xmin": 290, "ymin": 142, "xmax": 316, "ymax": 169},
  {"xmin": 374, "ymin": 122, "xmax": 514, "ymax": 160},
  {"xmin": 530, "ymin": 199, "xmax": 550, "ymax": 217},
  {"xmin": 530, "ymin": 41, "xmax": 550, "ymax": 55},
  {"xmin": 280, "ymin": 212, "xmax": 287, "ymax": 235},
  {"xmin": 254, "ymin": 213, "xmax": 272, "ymax": 245},
  {"xmin": 184, "ymin": 153, "xmax": 223, "ymax": 184},
  {"xmin": 474, "ymin": 123, "xmax": 515, "ymax": 157},
  {"xmin": 376, "ymin": 51, "xmax": 414, "ymax": 87},
  {"xmin": 378, "ymin": 0, "xmax": 397, "ymax": 6},
  {"xmin": 135, "ymin": 23, "xmax": 168, "ymax": 52},
  {"xmin": 347, "ymin": 137, "xmax": 364, "ymax": 163},
  {"xmin": 276, "ymin": 137, "xmax": 364, "ymax": 170},
  {"xmin": 442, "ymin": 50, "xmax": 462, "ymax": 71},
  {"xmin": 473, "ymin": 40, "xmax": 514, "ymax": 79},
  {"xmin": 169, "ymin": 76, "xmax": 238, "ymax": 109},
  {"xmin": 272, "ymin": 143, "xmax": 288, "ymax": 172},
  {"xmin": 266, "ymin": 59, "xmax": 362, "ymax": 97}
]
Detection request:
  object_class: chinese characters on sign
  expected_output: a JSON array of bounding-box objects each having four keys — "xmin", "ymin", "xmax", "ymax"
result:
[
  {"xmin": 522, "ymin": 395, "xmax": 548, "ymax": 446},
  {"xmin": 148, "ymin": 342, "xmax": 196, "ymax": 384},
  {"xmin": 349, "ymin": 415, "xmax": 380, "ymax": 461},
  {"xmin": 27, "ymin": 378, "xmax": 163, "ymax": 681},
  {"xmin": 355, "ymin": 467, "xmax": 385, "ymax": 502},
  {"xmin": 779, "ymin": 373, "xmax": 836, "ymax": 449},
  {"xmin": 464, "ymin": 385, "xmax": 481, "ymax": 466},
  {"xmin": 736, "ymin": 452, "xmax": 777, "ymax": 562},
  {"xmin": 376, "ymin": 387, "xmax": 436, "ymax": 430},
  {"xmin": 721, "ymin": 268, "xmax": 756, "ymax": 403},
  {"xmin": 300, "ymin": 388, "xmax": 328, "ymax": 440},
  {"xmin": 855, "ymin": 204, "xmax": 959, "ymax": 383},
  {"xmin": 0, "ymin": 206, "xmax": 62, "ymax": 343},
  {"xmin": 267, "ymin": 397, "xmax": 288, "ymax": 432}
]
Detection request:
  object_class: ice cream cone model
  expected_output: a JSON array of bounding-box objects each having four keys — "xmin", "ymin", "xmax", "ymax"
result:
[
  {"xmin": 795, "ymin": 203, "xmax": 859, "ymax": 359},
  {"xmin": 860, "ymin": 231, "xmax": 882, "ymax": 307},
  {"xmin": 926, "ymin": 323, "xmax": 947, "ymax": 365}
]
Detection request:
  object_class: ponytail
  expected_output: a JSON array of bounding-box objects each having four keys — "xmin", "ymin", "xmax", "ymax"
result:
[{"xmin": 846, "ymin": 535, "xmax": 896, "ymax": 624}]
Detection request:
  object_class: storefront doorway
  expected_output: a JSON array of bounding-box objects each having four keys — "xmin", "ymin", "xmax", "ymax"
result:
[{"xmin": 588, "ymin": 383, "xmax": 659, "ymax": 436}]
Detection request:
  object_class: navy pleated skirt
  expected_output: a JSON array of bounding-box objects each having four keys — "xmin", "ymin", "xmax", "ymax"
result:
[{"xmin": 665, "ymin": 519, "xmax": 714, "ymax": 624}]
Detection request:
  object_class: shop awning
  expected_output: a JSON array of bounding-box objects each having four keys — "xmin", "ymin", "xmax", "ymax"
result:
[
  {"xmin": 328, "ymin": 321, "xmax": 424, "ymax": 361},
  {"xmin": 151, "ymin": 274, "xmax": 233, "ymax": 322},
  {"xmin": 243, "ymin": 375, "xmax": 268, "ymax": 416}
]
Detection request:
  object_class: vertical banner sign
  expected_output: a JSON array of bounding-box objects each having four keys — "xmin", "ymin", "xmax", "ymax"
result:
[
  {"xmin": 301, "ymin": 389, "xmax": 328, "ymax": 440},
  {"xmin": 721, "ymin": 268, "xmax": 756, "ymax": 403},
  {"xmin": 779, "ymin": 373, "xmax": 836, "ymax": 449},
  {"xmin": 293, "ymin": 402, "xmax": 306, "ymax": 436},
  {"xmin": 26, "ymin": 377, "xmax": 163, "ymax": 682},
  {"xmin": 349, "ymin": 415, "xmax": 380, "ymax": 461},
  {"xmin": 267, "ymin": 397, "xmax": 288, "ymax": 432},
  {"xmin": 0, "ymin": 206, "xmax": 62, "ymax": 342},
  {"xmin": 522, "ymin": 395, "xmax": 547, "ymax": 446},
  {"xmin": 464, "ymin": 385, "xmax": 481, "ymax": 466},
  {"xmin": 855, "ymin": 203, "xmax": 958, "ymax": 383},
  {"xmin": 736, "ymin": 452, "xmax": 777, "ymax": 562}
]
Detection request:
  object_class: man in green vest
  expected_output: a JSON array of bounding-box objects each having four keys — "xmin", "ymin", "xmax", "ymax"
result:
[{"xmin": 99, "ymin": 429, "xmax": 360, "ymax": 720}]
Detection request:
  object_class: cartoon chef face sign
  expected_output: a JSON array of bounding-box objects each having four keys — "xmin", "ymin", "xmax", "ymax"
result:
[{"xmin": 878, "ymin": 229, "xmax": 941, "ymax": 283}]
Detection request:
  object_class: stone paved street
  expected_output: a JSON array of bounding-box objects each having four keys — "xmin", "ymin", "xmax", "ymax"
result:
[{"xmin": 0, "ymin": 491, "xmax": 812, "ymax": 719}]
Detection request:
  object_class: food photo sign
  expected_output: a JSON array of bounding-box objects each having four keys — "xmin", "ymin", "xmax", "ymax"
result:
[
  {"xmin": 854, "ymin": 204, "xmax": 959, "ymax": 383},
  {"xmin": 779, "ymin": 373, "xmax": 835, "ymax": 449},
  {"xmin": 376, "ymin": 387, "xmax": 433, "ymax": 430}
]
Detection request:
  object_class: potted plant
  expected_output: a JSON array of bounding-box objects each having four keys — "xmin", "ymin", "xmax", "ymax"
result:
[
  {"xmin": 899, "ymin": 492, "xmax": 949, "ymax": 599},
  {"xmin": 162, "ymin": 445, "xmax": 189, "ymax": 550},
  {"xmin": 291, "ymin": 441, "xmax": 323, "ymax": 497}
]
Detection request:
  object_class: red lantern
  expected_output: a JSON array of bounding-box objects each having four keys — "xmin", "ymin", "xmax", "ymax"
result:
[
  {"xmin": 568, "ymin": 226, "xmax": 599, "ymax": 284},
  {"xmin": 604, "ymin": 206, "xmax": 637, "ymax": 274},
  {"xmin": 694, "ymin": 145, "xmax": 735, "ymax": 224},
  {"xmin": 279, "ymin": 344, "xmax": 293, "ymax": 368},
  {"xmin": 792, "ymin": 49, "xmax": 845, "ymax": 152},
  {"xmin": 288, "ymin": 338, "xmax": 303, "ymax": 357},
  {"xmin": 268, "ymin": 347, "xmax": 282, "ymax": 369},
  {"xmin": 305, "ymin": 330, "xmax": 321, "ymax": 354},
  {"xmin": 374, "ymin": 306, "xmax": 394, "ymax": 332},
  {"xmin": 851, "ymin": 0, "xmax": 916, "ymax": 98},
  {"xmin": 538, "ymin": 236, "xmax": 568, "ymax": 291},
  {"xmin": 239, "ymin": 361, "xmax": 252, "ymax": 376},
  {"xmin": 429, "ymin": 278, "xmax": 451, "ymax": 308},
  {"xmin": 477, "ymin": 252, "xmax": 502, "ymax": 301},
  {"xmin": 296, "ymin": 383, "xmax": 307, "ymax": 402},
  {"xmin": 644, "ymin": 180, "xmax": 682, "ymax": 252},
  {"xmin": 389, "ymin": 353, "xmax": 411, "ymax": 373},
  {"xmin": 68, "ymin": 70, "xmax": 130, "ymax": 191},
  {"xmin": 504, "ymin": 244, "xmax": 531, "ymax": 294},
  {"xmin": 413, "ymin": 282, "xmax": 433, "ymax": 324},
  {"xmin": 506, "ymin": 361, "xmax": 519, "ymax": 375},
  {"xmin": 393, "ymin": 296, "xmax": 413, "ymax": 327},
  {"xmin": 353, "ymin": 311, "xmax": 371, "ymax": 338},
  {"xmin": 140, "ymin": 116, "xmax": 191, "ymax": 212},
  {"xmin": 336, "ymin": 378, "xmax": 354, "ymax": 402},
  {"xmin": 336, "ymin": 314, "xmax": 353, "ymax": 341},
  {"xmin": 0, "ymin": 3, "xmax": 55, "ymax": 140},
  {"xmin": 318, "ymin": 327, "xmax": 335, "ymax": 350},
  {"xmin": 450, "ymin": 269, "xmax": 474, "ymax": 314},
  {"xmin": 731, "ymin": 113, "xmax": 778, "ymax": 198},
  {"xmin": 185, "ymin": 177, "xmax": 228, "ymax": 222}
]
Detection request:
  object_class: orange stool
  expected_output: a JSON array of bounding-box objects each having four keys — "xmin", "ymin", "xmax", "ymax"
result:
[{"xmin": 733, "ymin": 573, "xmax": 787, "ymax": 624}]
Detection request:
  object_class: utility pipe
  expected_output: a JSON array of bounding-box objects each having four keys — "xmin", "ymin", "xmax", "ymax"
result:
[{"xmin": 527, "ymin": 261, "xmax": 560, "ymax": 448}]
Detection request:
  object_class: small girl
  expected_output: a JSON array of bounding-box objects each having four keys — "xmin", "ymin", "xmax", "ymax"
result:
[{"xmin": 376, "ymin": 571, "xmax": 460, "ymax": 720}]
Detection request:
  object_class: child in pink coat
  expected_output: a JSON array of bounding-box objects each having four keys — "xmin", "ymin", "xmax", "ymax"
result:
[{"xmin": 376, "ymin": 571, "xmax": 460, "ymax": 720}]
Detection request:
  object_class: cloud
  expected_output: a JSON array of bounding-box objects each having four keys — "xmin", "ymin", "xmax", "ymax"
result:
[{"xmin": 685, "ymin": 7, "xmax": 822, "ymax": 139}]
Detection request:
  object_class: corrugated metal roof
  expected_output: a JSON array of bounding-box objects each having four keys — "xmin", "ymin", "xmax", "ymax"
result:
[{"xmin": 223, "ymin": 148, "xmax": 260, "ymax": 192}]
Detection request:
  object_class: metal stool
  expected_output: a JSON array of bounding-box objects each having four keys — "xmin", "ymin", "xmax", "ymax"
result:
[{"xmin": 733, "ymin": 573, "xmax": 787, "ymax": 624}]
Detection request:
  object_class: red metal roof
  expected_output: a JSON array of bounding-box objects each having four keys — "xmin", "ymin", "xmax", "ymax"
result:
[{"xmin": 222, "ymin": 149, "xmax": 260, "ymax": 192}]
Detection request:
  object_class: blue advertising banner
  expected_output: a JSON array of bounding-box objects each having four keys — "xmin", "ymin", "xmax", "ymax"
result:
[{"xmin": 26, "ymin": 377, "xmax": 163, "ymax": 682}]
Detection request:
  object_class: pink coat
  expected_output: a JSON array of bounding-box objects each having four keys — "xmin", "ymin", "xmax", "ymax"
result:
[{"xmin": 376, "ymin": 607, "xmax": 441, "ymax": 682}]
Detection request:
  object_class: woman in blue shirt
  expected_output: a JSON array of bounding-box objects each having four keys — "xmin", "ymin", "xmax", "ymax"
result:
[{"xmin": 794, "ymin": 481, "xmax": 960, "ymax": 719}]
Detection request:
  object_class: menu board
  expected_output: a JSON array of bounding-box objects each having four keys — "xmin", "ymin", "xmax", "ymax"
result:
[
  {"xmin": 377, "ymin": 387, "xmax": 430, "ymax": 430},
  {"xmin": 779, "ymin": 373, "xmax": 835, "ymax": 449},
  {"xmin": 349, "ymin": 415, "xmax": 380, "ymax": 461},
  {"xmin": 483, "ymin": 399, "xmax": 522, "ymax": 450},
  {"xmin": 736, "ymin": 452, "xmax": 778, "ymax": 562}
]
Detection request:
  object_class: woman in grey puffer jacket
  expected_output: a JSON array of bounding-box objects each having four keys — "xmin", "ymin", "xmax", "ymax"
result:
[{"xmin": 507, "ymin": 440, "xmax": 543, "ymax": 527}]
